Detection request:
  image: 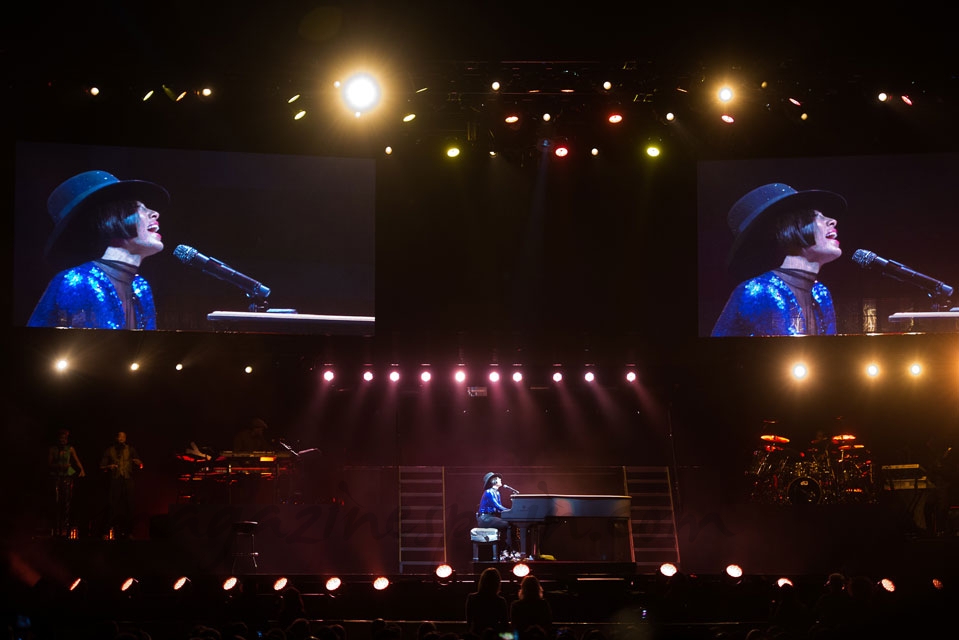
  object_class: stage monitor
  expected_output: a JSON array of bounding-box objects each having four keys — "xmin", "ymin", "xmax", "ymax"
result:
[
  {"xmin": 698, "ymin": 152, "xmax": 959, "ymax": 337},
  {"xmin": 13, "ymin": 141, "xmax": 375, "ymax": 335}
]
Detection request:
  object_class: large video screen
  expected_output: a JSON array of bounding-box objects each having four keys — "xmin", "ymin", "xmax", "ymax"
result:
[
  {"xmin": 698, "ymin": 152, "xmax": 959, "ymax": 337},
  {"xmin": 13, "ymin": 141, "xmax": 375, "ymax": 335}
]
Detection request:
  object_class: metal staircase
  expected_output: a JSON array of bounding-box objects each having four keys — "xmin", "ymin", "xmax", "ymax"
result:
[
  {"xmin": 398, "ymin": 466, "xmax": 448, "ymax": 574},
  {"xmin": 624, "ymin": 466, "xmax": 681, "ymax": 572}
]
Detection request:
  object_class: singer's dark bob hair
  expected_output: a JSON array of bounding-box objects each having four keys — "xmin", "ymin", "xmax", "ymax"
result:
[{"xmin": 773, "ymin": 208, "xmax": 818, "ymax": 256}]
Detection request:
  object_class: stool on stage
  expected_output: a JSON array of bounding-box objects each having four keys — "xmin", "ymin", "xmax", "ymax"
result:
[
  {"xmin": 232, "ymin": 521, "xmax": 259, "ymax": 572},
  {"xmin": 471, "ymin": 527, "xmax": 499, "ymax": 561}
]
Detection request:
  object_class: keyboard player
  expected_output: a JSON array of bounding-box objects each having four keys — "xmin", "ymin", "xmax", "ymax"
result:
[{"xmin": 476, "ymin": 472, "xmax": 514, "ymax": 552}]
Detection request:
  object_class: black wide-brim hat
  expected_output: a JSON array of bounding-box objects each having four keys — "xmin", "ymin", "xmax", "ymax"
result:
[
  {"xmin": 482, "ymin": 472, "xmax": 502, "ymax": 489},
  {"xmin": 726, "ymin": 182, "xmax": 846, "ymax": 280},
  {"xmin": 44, "ymin": 170, "xmax": 169, "ymax": 268}
]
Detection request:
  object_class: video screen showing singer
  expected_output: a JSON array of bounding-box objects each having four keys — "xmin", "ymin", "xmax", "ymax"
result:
[
  {"xmin": 27, "ymin": 170, "xmax": 169, "ymax": 330},
  {"xmin": 711, "ymin": 183, "xmax": 845, "ymax": 337},
  {"xmin": 698, "ymin": 153, "xmax": 959, "ymax": 337}
]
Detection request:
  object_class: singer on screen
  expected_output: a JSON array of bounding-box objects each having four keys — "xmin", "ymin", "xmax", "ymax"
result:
[
  {"xmin": 27, "ymin": 170, "xmax": 169, "ymax": 330},
  {"xmin": 711, "ymin": 182, "xmax": 846, "ymax": 337}
]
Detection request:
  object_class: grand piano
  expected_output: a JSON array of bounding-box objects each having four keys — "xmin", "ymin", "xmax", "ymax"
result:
[{"xmin": 502, "ymin": 494, "xmax": 633, "ymax": 562}]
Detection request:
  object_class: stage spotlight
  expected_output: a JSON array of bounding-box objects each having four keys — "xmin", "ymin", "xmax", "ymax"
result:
[
  {"xmin": 120, "ymin": 577, "xmax": 139, "ymax": 594},
  {"xmin": 69, "ymin": 577, "xmax": 85, "ymax": 592},
  {"xmin": 273, "ymin": 577, "xmax": 289, "ymax": 591},
  {"xmin": 373, "ymin": 576, "xmax": 390, "ymax": 591},
  {"xmin": 553, "ymin": 142, "xmax": 569, "ymax": 158},
  {"xmin": 323, "ymin": 370, "xmax": 335, "ymax": 382},
  {"xmin": 454, "ymin": 368, "xmax": 467, "ymax": 383},
  {"xmin": 725, "ymin": 564, "xmax": 744, "ymax": 579},
  {"xmin": 222, "ymin": 576, "xmax": 240, "ymax": 591},
  {"xmin": 172, "ymin": 576, "xmax": 192, "ymax": 591},
  {"xmin": 389, "ymin": 370, "xmax": 400, "ymax": 382},
  {"xmin": 659, "ymin": 563, "xmax": 678, "ymax": 577},
  {"xmin": 340, "ymin": 72, "xmax": 381, "ymax": 115},
  {"xmin": 879, "ymin": 577, "xmax": 896, "ymax": 593},
  {"xmin": 791, "ymin": 363, "xmax": 808, "ymax": 379},
  {"xmin": 325, "ymin": 576, "xmax": 342, "ymax": 593},
  {"xmin": 584, "ymin": 371, "xmax": 595, "ymax": 383},
  {"xmin": 489, "ymin": 370, "xmax": 500, "ymax": 383},
  {"xmin": 625, "ymin": 370, "xmax": 637, "ymax": 383},
  {"xmin": 552, "ymin": 371, "xmax": 563, "ymax": 383},
  {"xmin": 866, "ymin": 363, "xmax": 880, "ymax": 377},
  {"xmin": 512, "ymin": 370, "xmax": 523, "ymax": 383},
  {"xmin": 363, "ymin": 370, "xmax": 374, "ymax": 382},
  {"xmin": 435, "ymin": 564, "xmax": 456, "ymax": 585},
  {"xmin": 512, "ymin": 563, "xmax": 531, "ymax": 578},
  {"xmin": 776, "ymin": 577, "xmax": 794, "ymax": 588},
  {"xmin": 55, "ymin": 359, "xmax": 69, "ymax": 372},
  {"xmin": 909, "ymin": 363, "xmax": 922, "ymax": 376},
  {"xmin": 421, "ymin": 370, "xmax": 432, "ymax": 382}
]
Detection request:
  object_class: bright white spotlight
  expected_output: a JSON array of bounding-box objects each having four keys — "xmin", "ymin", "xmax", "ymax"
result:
[
  {"xmin": 323, "ymin": 370, "xmax": 335, "ymax": 382},
  {"xmin": 389, "ymin": 370, "xmax": 400, "ymax": 382},
  {"xmin": 512, "ymin": 371, "xmax": 523, "ymax": 383},
  {"xmin": 552, "ymin": 371, "xmax": 563, "ymax": 383},
  {"xmin": 512, "ymin": 563, "xmax": 531, "ymax": 578},
  {"xmin": 121, "ymin": 577, "xmax": 138, "ymax": 592},
  {"xmin": 373, "ymin": 576, "xmax": 390, "ymax": 590},
  {"xmin": 659, "ymin": 562, "xmax": 678, "ymax": 577},
  {"xmin": 454, "ymin": 369, "xmax": 467, "ymax": 383},
  {"xmin": 489, "ymin": 371, "xmax": 500, "ymax": 383},
  {"xmin": 363, "ymin": 371, "xmax": 374, "ymax": 382},
  {"xmin": 172, "ymin": 576, "xmax": 191, "ymax": 591},
  {"xmin": 725, "ymin": 564, "xmax": 743, "ymax": 579},
  {"xmin": 222, "ymin": 576, "xmax": 239, "ymax": 591},
  {"xmin": 792, "ymin": 363, "xmax": 808, "ymax": 379},
  {"xmin": 130, "ymin": 362, "xmax": 140, "ymax": 371},
  {"xmin": 866, "ymin": 363, "xmax": 880, "ymax": 377},
  {"xmin": 625, "ymin": 370, "xmax": 637, "ymax": 382},
  {"xmin": 584, "ymin": 371, "xmax": 595, "ymax": 382},
  {"xmin": 273, "ymin": 577, "xmax": 289, "ymax": 591},
  {"xmin": 325, "ymin": 576, "xmax": 342, "ymax": 592},
  {"xmin": 55, "ymin": 359, "xmax": 69, "ymax": 372},
  {"xmin": 341, "ymin": 73, "xmax": 381, "ymax": 114},
  {"xmin": 776, "ymin": 577, "xmax": 794, "ymax": 588},
  {"xmin": 421, "ymin": 370, "xmax": 432, "ymax": 382},
  {"xmin": 435, "ymin": 564, "xmax": 454, "ymax": 579},
  {"xmin": 244, "ymin": 366, "xmax": 253, "ymax": 374},
  {"xmin": 909, "ymin": 363, "xmax": 922, "ymax": 376},
  {"xmin": 718, "ymin": 87, "xmax": 734, "ymax": 102}
]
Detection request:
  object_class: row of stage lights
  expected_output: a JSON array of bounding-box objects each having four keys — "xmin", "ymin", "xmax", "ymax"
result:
[
  {"xmin": 68, "ymin": 561, "xmax": 946, "ymax": 600},
  {"xmin": 52, "ymin": 358, "xmax": 933, "ymax": 383}
]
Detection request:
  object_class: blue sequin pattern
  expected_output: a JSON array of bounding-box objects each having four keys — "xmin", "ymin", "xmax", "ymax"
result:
[
  {"xmin": 27, "ymin": 261, "xmax": 157, "ymax": 330},
  {"xmin": 711, "ymin": 271, "xmax": 835, "ymax": 337}
]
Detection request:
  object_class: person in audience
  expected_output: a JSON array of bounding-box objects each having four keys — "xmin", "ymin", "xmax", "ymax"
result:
[
  {"xmin": 233, "ymin": 418, "xmax": 272, "ymax": 452},
  {"xmin": 466, "ymin": 566, "xmax": 509, "ymax": 636},
  {"xmin": 510, "ymin": 574, "xmax": 552, "ymax": 640},
  {"xmin": 711, "ymin": 182, "xmax": 846, "ymax": 336},
  {"xmin": 28, "ymin": 170, "xmax": 169, "ymax": 330}
]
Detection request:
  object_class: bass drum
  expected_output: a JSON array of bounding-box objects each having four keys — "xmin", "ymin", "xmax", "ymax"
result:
[{"xmin": 787, "ymin": 476, "xmax": 822, "ymax": 504}]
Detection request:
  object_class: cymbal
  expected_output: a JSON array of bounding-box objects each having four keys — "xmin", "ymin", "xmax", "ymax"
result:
[
  {"xmin": 832, "ymin": 434, "xmax": 856, "ymax": 442},
  {"xmin": 761, "ymin": 434, "xmax": 790, "ymax": 444}
]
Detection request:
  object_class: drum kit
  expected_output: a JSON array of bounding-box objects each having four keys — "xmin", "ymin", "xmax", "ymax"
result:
[{"xmin": 747, "ymin": 431, "xmax": 878, "ymax": 505}]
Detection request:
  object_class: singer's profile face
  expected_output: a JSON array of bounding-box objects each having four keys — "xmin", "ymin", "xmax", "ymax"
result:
[
  {"xmin": 121, "ymin": 202, "xmax": 164, "ymax": 258},
  {"xmin": 491, "ymin": 477, "xmax": 502, "ymax": 490},
  {"xmin": 801, "ymin": 211, "xmax": 841, "ymax": 266}
]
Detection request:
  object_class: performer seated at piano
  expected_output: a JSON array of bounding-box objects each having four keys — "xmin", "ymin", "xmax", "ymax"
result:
[
  {"xmin": 233, "ymin": 417, "xmax": 272, "ymax": 452},
  {"xmin": 476, "ymin": 472, "xmax": 512, "ymax": 550}
]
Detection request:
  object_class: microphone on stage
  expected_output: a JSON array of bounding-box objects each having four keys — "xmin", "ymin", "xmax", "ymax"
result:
[
  {"xmin": 851, "ymin": 249, "xmax": 954, "ymax": 298},
  {"xmin": 502, "ymin": 484, "xmax": 520, "ymax": 494},
  {"xmin": 173, "ymin": 245, "xmax": 272, "ymax": 300}
]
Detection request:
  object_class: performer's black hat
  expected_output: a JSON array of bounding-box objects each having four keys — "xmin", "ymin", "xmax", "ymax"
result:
[
  {"xmin": 44, "ymin": 170, "xmax": 169, "ymax": 268},
  {"xmin": 482, "ymin": 472, "xmax": 502, "ymax": 489},
  {"xmin": 726, "ymin": 182, "xmax": 846, "ymax": 280}
]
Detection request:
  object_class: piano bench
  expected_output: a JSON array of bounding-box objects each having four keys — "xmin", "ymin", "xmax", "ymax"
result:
[{"xmin": 470, "ymin": 527, "xmax": 499, "ymax": 561}]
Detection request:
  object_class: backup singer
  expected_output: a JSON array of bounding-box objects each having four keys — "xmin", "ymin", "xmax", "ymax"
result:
[
  {"xmin": 99, "ymin": 431, "xmax": 143, "ymax": 539},
  {"xmin": 48, "ymin": 429, "xmax": 86, "ymax": 537}
]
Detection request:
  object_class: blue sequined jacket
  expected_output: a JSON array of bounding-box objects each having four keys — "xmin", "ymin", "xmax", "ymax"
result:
[
  {"xmin": 711, "ymin": 270, "xmax": 836, "ymax": 337},
  {"xmin": 477, "ymin": 488, "xmax": 508, "ymax": 515},
  {"xmin": 27, "ymin": 261, "xmax": 157, "ymax": 330}
]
